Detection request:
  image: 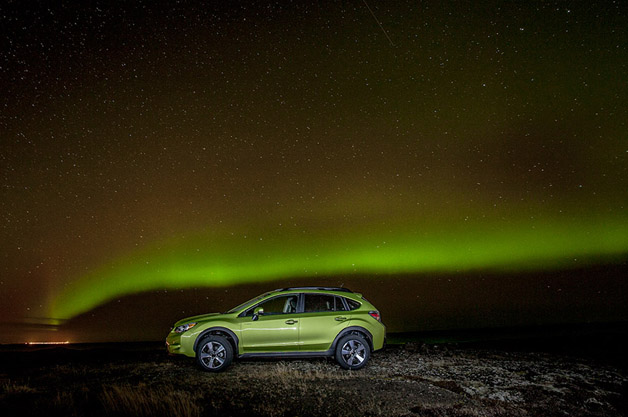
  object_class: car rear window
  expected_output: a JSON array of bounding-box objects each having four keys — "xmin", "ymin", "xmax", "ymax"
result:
[{"xmin": 344, "ymin": 298, "xmax": 361, "ymax": 311}]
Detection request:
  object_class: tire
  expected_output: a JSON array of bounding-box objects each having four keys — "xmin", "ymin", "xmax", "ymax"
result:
[
  {"xmin": 195, "ymin": 335, "xmax": 233, "ymax": 372},
  {"xmin": 335, "ymin": 334, "xmax": 370, "ymax": 370}
]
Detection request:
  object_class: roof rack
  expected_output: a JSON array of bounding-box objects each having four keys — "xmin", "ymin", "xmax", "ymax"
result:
[{"xmin": 276, "ymin": 286, "xmax": 353, "ymax": 293}]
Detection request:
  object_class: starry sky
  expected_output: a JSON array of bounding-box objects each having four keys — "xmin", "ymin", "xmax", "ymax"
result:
[{"xmin": 1, "ymin": 1, "xmax": 627, "ymax": 343}]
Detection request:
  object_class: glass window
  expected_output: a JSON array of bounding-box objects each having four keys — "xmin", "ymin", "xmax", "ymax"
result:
[
  {"xmin": 335, "ymin": 296, "xmax": 348, "ymax": 311},
  {"xmin": 345, "ymin": 298, "xmax": 361, "ymax": 311},
  {"xmin": 245, "ymin": 295, "xmax": 298, "ymax": 316},
  {"xmin": 304, "ymin": 294, "xmax": 346, "ymax": 312}
]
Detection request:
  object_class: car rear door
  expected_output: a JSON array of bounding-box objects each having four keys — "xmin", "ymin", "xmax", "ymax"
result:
[{"xmin": 298, "ymin": 293, "xmax": 350, "ymax": 352}]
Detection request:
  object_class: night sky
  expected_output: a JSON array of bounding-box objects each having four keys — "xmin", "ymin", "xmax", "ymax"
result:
[{"xmin": 1, "ymin": 1, "xmax": 627, "ymax": 343}]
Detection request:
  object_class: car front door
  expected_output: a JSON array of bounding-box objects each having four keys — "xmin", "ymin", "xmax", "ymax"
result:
[
  {"xmin": 298, "ymin": 293, "xmax": 350, "ymax": 352},
  {"xmin": 239, "ymin": 294, "xmax": 300, "ymax": 353}
]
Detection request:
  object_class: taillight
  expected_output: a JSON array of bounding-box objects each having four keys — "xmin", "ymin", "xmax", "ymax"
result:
[{"xmin": 368, "ymin": 311, "xmax": 381, "ymax": 322}]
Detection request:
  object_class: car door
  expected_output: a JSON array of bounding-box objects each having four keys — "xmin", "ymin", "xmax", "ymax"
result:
[
  {"xmin": 298, "ymin": 293, "xmax": 350, "ymax": 352},
  {"xmin": 239, "ymin": 294, "xmax": 300, "ymax": 353}
]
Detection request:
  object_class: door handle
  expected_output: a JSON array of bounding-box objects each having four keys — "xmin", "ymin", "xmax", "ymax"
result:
[
  {"xmin": 285, "ymin": 319, "xmax": 298, "ymax": 325},
  {"xmin": 335, "ymin": 316, "xmax": 347, "ymax": 321}
]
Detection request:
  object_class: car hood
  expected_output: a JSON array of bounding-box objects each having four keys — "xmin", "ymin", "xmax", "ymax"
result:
[{"xmin": 175, "ymin": 312, "xmax": 222, "ymax": 326}]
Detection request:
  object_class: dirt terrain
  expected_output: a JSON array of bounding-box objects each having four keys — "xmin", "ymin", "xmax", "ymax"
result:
[{"xmin": 1, "ymin": 343, "xmax": 626, "ymax": 417}]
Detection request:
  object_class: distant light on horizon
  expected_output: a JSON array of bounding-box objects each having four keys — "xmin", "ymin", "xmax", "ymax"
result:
[{"xmin": 26, "ymin": 341, "xmax": 70, "ymax": 345}]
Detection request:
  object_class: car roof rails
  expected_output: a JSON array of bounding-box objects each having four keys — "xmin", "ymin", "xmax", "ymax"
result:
[{"xmin": 275, "ymin": 286, "xmax": 353, "ymax": 293}]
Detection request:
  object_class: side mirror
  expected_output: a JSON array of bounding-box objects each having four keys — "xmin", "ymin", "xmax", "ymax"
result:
[{"xmin": 252, "ymin": 307, "xmax": 264, "ymax": 321}]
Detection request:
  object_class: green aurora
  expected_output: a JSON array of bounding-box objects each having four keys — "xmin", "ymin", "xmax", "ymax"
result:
[{"xmin": 51, "ymin": 213, "xmax": 628, "ymax": 320}]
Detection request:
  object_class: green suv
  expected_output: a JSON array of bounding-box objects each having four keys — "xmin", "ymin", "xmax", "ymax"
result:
[{"xmin": 166, "ymin": 287, "xmax": 385, "ymax": 372}]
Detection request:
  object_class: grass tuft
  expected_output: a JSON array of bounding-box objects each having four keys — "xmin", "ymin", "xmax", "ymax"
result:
[
  {"xmin": 1, "ymin": 380, "xmax": 37, "ymax": 394},
  {"xmin": 100, "ymin": 384, "xmax": 200, "ymax": 417}
]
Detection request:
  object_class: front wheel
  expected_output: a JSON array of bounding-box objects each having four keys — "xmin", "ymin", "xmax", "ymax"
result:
[
  {"xmin": 195, "ymin": 335, "xmax": 233, "ymax": 372},
  {"xmin": 335, "ymin": 334, "xmax": 370, "ymax": 370}
]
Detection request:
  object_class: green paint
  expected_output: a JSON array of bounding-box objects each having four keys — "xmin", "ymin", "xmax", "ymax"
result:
[{"xmin": 50, "ymin": 214, "xmax": 628, "ymax": 320}]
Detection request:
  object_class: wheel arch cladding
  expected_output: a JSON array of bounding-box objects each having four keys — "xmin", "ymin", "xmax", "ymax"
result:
[
  {"xmin": 332, "ymin": 326, "xmax": 373, "ymax": 351},
  {"xmin": 194, "ymin": 327, "xmax": 239, "ymax": 353}
]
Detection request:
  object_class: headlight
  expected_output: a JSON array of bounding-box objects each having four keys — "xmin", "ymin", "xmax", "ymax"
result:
[{"xmin": 173, "ymin": 322, "xmax": 197, "ymax": 333}]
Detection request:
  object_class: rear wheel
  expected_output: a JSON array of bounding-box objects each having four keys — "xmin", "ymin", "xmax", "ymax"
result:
[
  {"xmin": 195, "ymin": 335, "xmax": 233, "ymax": 372},
  {"xmin": 335, "ymin": 334, "xmax": 370, "ymax": 370}
]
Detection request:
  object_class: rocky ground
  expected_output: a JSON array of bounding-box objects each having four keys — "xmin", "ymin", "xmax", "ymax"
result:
[{"xmin": 1, "ymin": 343, "xmax": 626, "ymax": 416}]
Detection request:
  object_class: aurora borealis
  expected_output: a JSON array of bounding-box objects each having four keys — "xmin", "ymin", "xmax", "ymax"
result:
[
  {"xmin": 50, "ymin": 216, "xmax": 628, "ymax": 321},
  {"xmin": 1, "ymin": 1, "xmax": 627, "ymax": 342}
]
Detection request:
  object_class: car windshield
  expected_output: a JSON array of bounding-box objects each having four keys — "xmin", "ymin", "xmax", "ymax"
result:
[{"xmin": 226, "ymin": 292, "xmax": 271, "ymax": 313}]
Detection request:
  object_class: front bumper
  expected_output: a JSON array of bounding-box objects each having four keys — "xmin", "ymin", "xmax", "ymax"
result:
[{"xmin": 165, "ymin": 332, "xmax": 183, "ymax": 355}]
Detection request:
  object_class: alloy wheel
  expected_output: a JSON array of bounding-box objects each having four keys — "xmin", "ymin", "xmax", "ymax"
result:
[
  {"xmin": 199, "ymin": 341, "xmax": 227, "ymax": 369},
  {"xmin": 341, "ymin": 339, "xmax": 366, "ymax": 366}
]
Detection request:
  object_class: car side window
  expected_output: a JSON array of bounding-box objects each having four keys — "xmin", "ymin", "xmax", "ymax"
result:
[
  {"xmin": 344, "ymin": 298, "xmax": 361, "ymax": 311},
  {"xmin": 335, "ymin": 296, "xmax": 348, "ymax": 311},
  {"xmin": 245, "ymin": 295, "xmax": 298, "ymax": 316},
  {"xmin": 305, "ymin": 294, "xmax": 347, "ymax": 312}
]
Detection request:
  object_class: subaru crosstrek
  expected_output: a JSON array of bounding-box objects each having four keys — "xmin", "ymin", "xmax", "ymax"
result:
[{"xmin": 166, "ymin": 287, "xmax": 385, "ymax": 371}]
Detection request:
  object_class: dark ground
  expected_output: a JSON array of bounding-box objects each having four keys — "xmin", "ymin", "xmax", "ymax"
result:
[{"xmin": 1, "ymin": 324, "xmax": 627, "ymax": 417}]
